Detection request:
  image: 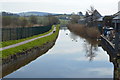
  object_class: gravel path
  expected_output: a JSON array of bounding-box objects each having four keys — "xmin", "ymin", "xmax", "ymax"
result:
[{"xmin": 0, "ymin": 26, "xmax": 56, "ymax": 51}]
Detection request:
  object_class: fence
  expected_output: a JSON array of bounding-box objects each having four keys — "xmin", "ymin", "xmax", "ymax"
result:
[{"xmin": 2, "ymin": 26, "xmax": 52, "ymax": 41}]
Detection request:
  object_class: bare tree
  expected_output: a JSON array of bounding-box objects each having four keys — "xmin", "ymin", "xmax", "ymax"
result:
[{"xmin": 87, "ymin": 6, "xmax": 95, "ymax": 15}]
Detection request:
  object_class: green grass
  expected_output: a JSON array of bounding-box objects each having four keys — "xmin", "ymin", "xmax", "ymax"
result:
[
  {"xmin": 1, "ymin": 25, "xmax": 60, "ymax": 59},
  {"xmin": 59, "ymin": 19, "xmax": 69, "ymax": 25},
  {"xmin": 0, "ymin": 25, "xmax": 54, "ymax": 48}
]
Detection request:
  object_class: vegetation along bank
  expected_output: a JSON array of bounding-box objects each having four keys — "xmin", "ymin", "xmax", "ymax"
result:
[{"xmin": 1, "ymin": 25, "xmax": 60, "ymax": 64}]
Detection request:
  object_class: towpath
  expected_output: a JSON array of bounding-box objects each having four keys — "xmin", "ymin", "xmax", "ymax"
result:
[{"xmin": 0, "ymin": 26, "xmax": 56, "ymax": 51}]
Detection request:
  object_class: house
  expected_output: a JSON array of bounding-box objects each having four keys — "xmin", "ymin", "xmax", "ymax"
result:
[
  {"xmin": 92, "ymin": 10, "xmax": 102, "ymax": 21},
  {"xmin": 113, "ymin": 11, "xmax": 120, "ymax": 18},
  {"xmin": 78, "ymin": 18, "xmax": 85, "ymax": 24},
  {"xmin": 112, "ymin": 13, "xmax": 120, "ymax": 51},
  {"xmin": 112, "ymin": 9, "xmax": 120, "ymax": 29},
  {"xmin": 112, "ymin": 13, "xmax": 120, "ymax": 32},
  {"xmin": 78, "ymin": 12, "xmax": 84, "ymax": 16},
  {"xmin": 103, "ymin": 16, "xmax": 113, "ymax": 27},
  {"xmin": 95, "ymin": 17, "xmax": 104, "ymax": 34},
  {"xmin": 96, "ymin": 11, "xmax": 120, "ymax": 28},
  {"xmin": 84, "ymin": 10, "xmax": 102, "ymax": 27}
]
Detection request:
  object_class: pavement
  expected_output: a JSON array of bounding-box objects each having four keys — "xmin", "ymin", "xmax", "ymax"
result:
[{"xmin": 0, "ymin": 26, "xmax": 56, "ymax": 51}]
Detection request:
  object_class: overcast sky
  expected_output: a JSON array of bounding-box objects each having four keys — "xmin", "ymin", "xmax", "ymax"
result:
[{"xmin": 0, "ymin": 0, "xmax": 120, "ymax": 15}]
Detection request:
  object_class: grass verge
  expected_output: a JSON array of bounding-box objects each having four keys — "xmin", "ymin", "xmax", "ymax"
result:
[
  {"xmin": 0, "ymin": 26, "xmax": 54, "ymax": 48},
  {"xmin": 1, "ymin": 25, "xmax": 60, "ymax": 59}
]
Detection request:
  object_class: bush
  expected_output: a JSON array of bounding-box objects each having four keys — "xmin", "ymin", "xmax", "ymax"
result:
[
  {"xmin": 68, "ymin": 24, "xmax": 100, "ymax": 39},
  {"xmin": 86, "ymin": 27, "xmax": 100, "ymax": 39}
]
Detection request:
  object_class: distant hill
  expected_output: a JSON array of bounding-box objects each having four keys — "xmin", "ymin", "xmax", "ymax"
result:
[
  {"xmin": 2, "ymin": 12, "xmax": 19, "ymax": 16},
  {"xmin": 18, "ymin": 11, "xmax": 58, "ymax": 16},
  {"xmin": 1, "ymin": 11, "xmax": 62, "ymax": 17}
]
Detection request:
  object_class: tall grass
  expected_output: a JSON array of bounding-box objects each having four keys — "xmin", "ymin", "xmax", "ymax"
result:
[{"xmin": 68, "ymin": 24, "xmax": 100, "ymax": 39}]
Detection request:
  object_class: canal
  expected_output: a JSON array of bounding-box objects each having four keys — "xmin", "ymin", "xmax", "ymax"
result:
[{"xmin": 4, "ymin": 28, "xmax": 113, "ymax": 78}]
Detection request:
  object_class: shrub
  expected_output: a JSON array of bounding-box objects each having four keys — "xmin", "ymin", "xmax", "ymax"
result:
[{"xmin": 68, "ymin": 24, "xmax": 100, "ymax": 39}]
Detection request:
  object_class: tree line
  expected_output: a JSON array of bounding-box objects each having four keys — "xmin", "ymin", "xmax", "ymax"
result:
[{"xmin": 2, "ymin": 13, "xmax": 59, "ymax": 28}]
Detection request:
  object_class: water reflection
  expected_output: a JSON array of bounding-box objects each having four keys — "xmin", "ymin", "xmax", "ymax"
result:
[
  {"xmin": 2, "ymin": 41, "xmax": 56, "ymax": 78},
  {"xmin": 60, "ymin": 26, "xmax": 68, "ymax": 31},
  {"xmin": 69, "ymin": 32, "xmax": 79, "ymax": 42},
  {"xmin": 69, "ymin": 31, "xmax": 99, "ymax": 61},
  {"xmin": 84, "ymin": 43, "xmax": 98, "ymax": 61},
  {"xmin": 68, "ymin": 27, "xmax": 120, "ymax": 79},
  {"xmin": 5, "ymin": 29, "xmax": 113, "ymax": 78}
]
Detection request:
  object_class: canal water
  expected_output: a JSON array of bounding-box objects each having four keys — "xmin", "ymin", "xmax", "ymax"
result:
[{"xmin": 5, "ymin": 29, "xmax": 113, "ymax": 78}]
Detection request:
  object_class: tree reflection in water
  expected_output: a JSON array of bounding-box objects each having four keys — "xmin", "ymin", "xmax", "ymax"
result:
[
  {"xmin": 84, "ymin": 42, "xmax": 98, "ymax": 61},
  {"xmin": 69, "ymin": 31, "xmax": 99, "ymax": 61},
  {"xmin": 69, "ymin": 29, "xmax": 120, "ymax": 79}
]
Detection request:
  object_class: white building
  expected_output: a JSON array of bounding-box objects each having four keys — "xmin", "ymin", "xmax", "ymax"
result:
[
  {"xmin": 118, "ymin": 1, "xmax": 120, "ymax": 11},
  {"xmin": 118, "ymin": 1, "xmax": 120, "ymax": 18}
]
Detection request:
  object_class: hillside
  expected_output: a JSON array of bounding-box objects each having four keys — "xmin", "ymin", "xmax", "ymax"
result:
[{"xmin": 18, "ymin": 11, "xmax": 57, "ymax": 16}]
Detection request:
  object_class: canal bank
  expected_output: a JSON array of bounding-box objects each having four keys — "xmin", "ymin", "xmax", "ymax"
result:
[
  {"xmin": 2, "ymin": 40, "xmax": 57, "ymax": 78},
  {"xmin": 4, "ymin": 29, "xmax": 113, "ymax": 78},
  {"xmin": 1, "ymin": 25, "xmax": 60, "ymax": 77}
]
